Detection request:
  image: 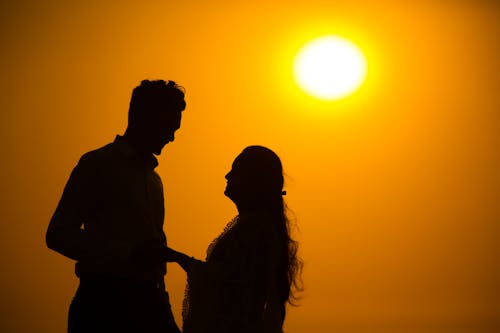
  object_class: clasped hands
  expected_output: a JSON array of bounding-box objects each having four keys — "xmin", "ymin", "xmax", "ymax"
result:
[{"xmin": 131, "ymin": 240, "xmax": 201, "ymax": 272}]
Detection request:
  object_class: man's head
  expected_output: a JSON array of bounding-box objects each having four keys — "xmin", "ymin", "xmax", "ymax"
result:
[{"xmin": 127, "ymin": 80, "xmax": 186, "ymax": 155}]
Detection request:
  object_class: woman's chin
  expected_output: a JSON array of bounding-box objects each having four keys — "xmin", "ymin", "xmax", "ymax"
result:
[{"xmin": 224, "ymin": 188, "xmax": 236, "ymax": 201}]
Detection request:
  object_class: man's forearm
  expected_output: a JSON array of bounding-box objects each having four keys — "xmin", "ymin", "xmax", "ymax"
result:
[
  {"xmin": 166, "ymin": 248, "xmax": 201, "ymax": 273},
  {"xmin": 46, "ymin": 225, "xmax": 88, "ymax": 261},
  {"xmin": 46, "ymin": 221, "xmax": 131, "ymax": 263}
]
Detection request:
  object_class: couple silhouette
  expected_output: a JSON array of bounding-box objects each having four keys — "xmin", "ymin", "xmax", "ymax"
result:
[{"xmin": 46, "ymin": 80, "xmax": 302, "ymax": 333}]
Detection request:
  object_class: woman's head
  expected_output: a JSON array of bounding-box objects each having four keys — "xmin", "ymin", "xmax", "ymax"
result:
[
  {"xmin": 224, "ymin": 145, "xmax": 284, "ymax": 209},
  {"xmin": 225, "ymin": 146, "xmax": 302, "ymax": 323}
]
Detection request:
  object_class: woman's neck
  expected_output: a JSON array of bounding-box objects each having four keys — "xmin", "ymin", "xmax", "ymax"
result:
[{"xmin": 235, "ymin": 200, "xmax": 271, "ymax": 216}]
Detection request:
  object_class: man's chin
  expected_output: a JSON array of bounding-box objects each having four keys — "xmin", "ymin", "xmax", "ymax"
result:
[{"xmin": 152, "ymin": 144, "xmax": 167, "ymax": 156}]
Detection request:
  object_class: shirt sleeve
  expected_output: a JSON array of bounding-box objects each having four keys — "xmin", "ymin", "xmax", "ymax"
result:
[{"xmin": 46, "ymin": 154, "xmax": 131, "ymax": 263}]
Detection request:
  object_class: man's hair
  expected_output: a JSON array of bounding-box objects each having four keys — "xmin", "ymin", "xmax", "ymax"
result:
[{"xmin": 128, "ymin": 80, "xmax": 186, "ymax": 124}]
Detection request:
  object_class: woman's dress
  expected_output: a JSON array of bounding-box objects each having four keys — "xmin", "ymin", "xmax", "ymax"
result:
[{"xmin": 182, "ymin": 212, "xmax": 284, "ymax": 333}]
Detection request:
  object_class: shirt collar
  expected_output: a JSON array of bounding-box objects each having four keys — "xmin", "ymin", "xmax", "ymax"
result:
[{"xmin": 113, "ymin": 135, "xmax": 158, "ymax": 170}]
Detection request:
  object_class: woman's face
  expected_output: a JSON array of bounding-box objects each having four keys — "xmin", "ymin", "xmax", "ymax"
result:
[
  {"xmin": 224, "ymin": 153, "xmax": 249, "ymax": 202},
  {"xmin": 224, "ymin": 147, "xmax": 283, "ymax": 206}
]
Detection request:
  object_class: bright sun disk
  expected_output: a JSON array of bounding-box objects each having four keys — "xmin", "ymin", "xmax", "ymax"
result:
[{"xmin": 294, "ymin": 35, "xmax": 367, "ymax": 100}]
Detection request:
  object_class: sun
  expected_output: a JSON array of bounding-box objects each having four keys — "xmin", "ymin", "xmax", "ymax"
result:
[{"xmin": 293, "ymin": 35, "xmax": 367, "ymax": 100}]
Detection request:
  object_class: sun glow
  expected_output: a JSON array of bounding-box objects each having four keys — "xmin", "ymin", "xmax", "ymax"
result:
[{"xmin": 294, "ymin": 35, "xmax": 367, "ymax": 100}]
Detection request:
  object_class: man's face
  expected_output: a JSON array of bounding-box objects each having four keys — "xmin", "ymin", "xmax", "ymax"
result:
[{"xmin": 146, "ymin": 111, "xmax": 182, "ymax": 155}]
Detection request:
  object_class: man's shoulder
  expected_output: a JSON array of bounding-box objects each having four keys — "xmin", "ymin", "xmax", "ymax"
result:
[{"xmin": 78, "ymin": 141, "xmax": 118, "ymax": 168}]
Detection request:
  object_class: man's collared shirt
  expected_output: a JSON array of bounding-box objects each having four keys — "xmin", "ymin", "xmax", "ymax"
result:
[{"xmin": 47, "ymin": 135, "xmax": 167, "ymax": 281}]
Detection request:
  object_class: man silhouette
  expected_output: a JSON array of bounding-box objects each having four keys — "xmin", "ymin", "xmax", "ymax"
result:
[{"xmin": 46, "ymin": 80, "xmax": 186, "ymax": 333}]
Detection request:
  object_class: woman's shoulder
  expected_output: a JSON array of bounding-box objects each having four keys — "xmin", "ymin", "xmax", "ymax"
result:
[
  {"xmin": 237, "ymin": 212, "xmax": 273, "ymax": 234},
  {"xmin": 236, "ymin": 212, "xmax": 280, "ymax": 248}
]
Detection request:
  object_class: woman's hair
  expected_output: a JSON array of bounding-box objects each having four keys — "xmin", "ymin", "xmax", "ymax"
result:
[{"xmin": 239, "ymin": 146, "xmax": 303, "ymax": 324}]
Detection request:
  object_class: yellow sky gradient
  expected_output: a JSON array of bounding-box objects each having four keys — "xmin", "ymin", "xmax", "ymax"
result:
[{"xmin": 1, "ymin": 1, "xmax": 499, "ymax": 332}]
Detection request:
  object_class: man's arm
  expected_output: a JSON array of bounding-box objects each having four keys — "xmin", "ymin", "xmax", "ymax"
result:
[
  {"xmin": 164, "ymin": 247, "xmax": 202, "ymax": 273},
  {"xmin": 46, "ymin": 155, "xmax": 130, "ymax": 262}
]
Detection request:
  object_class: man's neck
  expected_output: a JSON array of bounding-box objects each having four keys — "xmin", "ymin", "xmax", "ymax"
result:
[{"xmin": 123, "ymin": 129, "xmax": 151, "ymax": 157}]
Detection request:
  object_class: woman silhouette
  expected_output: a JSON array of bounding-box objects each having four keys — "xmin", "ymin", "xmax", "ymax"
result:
[{"xmin": 166, "ymin": 145, "xmax": 302, "ymax": 333}]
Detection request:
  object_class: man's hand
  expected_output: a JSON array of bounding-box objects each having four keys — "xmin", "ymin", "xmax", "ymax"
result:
[
  {"xmin": 164, "ymin": 246, "xmax": 183, "ymax": 262},
  {"xmin": 164, "ymin": 246, "xmax": 203, "ymax": 273}
]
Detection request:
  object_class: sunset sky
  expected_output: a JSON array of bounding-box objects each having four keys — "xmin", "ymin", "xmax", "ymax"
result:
[{"xmin": 1, "ymin": 1, "xmax": 499, "ymax": 332}]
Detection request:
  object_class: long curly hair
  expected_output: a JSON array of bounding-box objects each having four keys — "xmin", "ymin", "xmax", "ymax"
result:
[{"xmin": 238, "ymin": 146, "xmax": 303, "ymax": 324}]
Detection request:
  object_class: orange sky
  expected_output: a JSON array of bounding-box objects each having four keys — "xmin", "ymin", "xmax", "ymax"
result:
[{"xmin": 1, "ymin": 1, "xmax": 499, "ymax": 332}]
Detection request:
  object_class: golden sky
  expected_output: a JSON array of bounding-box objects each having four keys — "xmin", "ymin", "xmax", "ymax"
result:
[{"xmin": 1, "ymin": 1, "xmax": 499, "ymax": 332}]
